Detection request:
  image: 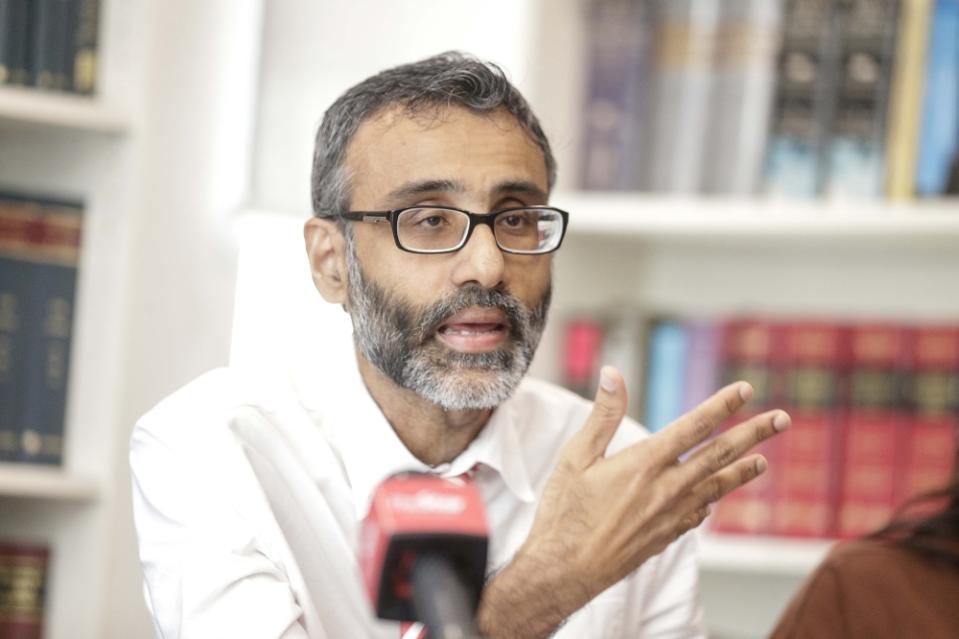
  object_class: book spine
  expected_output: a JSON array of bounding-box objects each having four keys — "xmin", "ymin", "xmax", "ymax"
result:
[
  {"xmin": 681, "ymin": 318, "xmax": 722, "ymax": 412},
  {"xmin": 642, "ymin": 319, "xmax": 689, "ymax": 433},
  {"xmin": 769, "ymin": 322, "xmax": 847, "ymax": 538},
  {"xmin": 822, "ymin": 0, "xmax": 900, "ymax": 199},
  {"xmin": 1, "ymin": 0, "xmax": 32, "ymax": 86},
  {"xmin": 762, "ymin": 0, "xmax": 841, "ymax": 197},
  {"xmin": 838, "ymin": 323, "xmax": 913, "ymax": 537},
  {"xmin": 69, "ymin": 0, "xmax": 97, "ymax": 94},
  {"xmin": 914, "ymin": 0, "xmax": 959, "ymax": 196},
  {"xmin": 884, "ymin": 0, "xmax": 934, "ymax": 199},
  {"xmin": 599, "ymin": 311, "xmax": 647, "ymax": 422},
  {"xmin": 643, "ymin": 0, "xmax": 721, "ymax": 192},
  {"xmin": 701, "ymin": 0, "xmax": 781, "ymax": 194},
  {"xmin": 562, "ymin": 317, "xmax": 605, "ymax": 399},
  {"xmin": 579, "ymin": 0, "xmax": 650, "ymax": 190},
  {"xmin": 31, "ymin": 0, "xmax": 71, "ymax": 91},
  {"xmin": 17, "ymin": 200, "xmax": 81, "ymax": 465},
  {"xmin": 0, "ymin": 541, "xmax": 49, "ymax": 639},
  {"xmin": 900, "ymin": 326, "xmax": 959, "ymax": 504},
  {"xmin": 710, "ymin": 318, "xmax": 780, "ymax": 535}
]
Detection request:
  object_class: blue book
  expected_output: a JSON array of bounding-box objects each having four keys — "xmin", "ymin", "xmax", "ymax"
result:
[
  {"xmin": 915, "ymin": 0, "xmax": 959, "ymax": 197},
  {"xmin": 19, "ymin": 200, "xmax": 81, "ymax": 466},
  {"xmin": 0, "ymin": 193, "xmax": 82, "ymax": 466},
  {"xmin": 0, "ymin": 256, "xmax": 28, "ymax": 463},
  {"xmin": 643, "ymin": 320, "xmax": 689, "ymax": 433}
]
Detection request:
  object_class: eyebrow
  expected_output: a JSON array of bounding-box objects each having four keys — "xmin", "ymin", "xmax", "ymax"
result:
[{"xmin": 385, "ymin": 179, "xmax": 548, "ymax": 204}]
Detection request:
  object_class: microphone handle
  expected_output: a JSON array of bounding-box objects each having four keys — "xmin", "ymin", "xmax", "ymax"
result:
[{"xmin": 411, "ymin": 553, "xmax": 482, "ymax": 639}]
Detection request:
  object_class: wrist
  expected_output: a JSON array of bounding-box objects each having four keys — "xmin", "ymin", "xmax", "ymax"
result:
[{"xmin": 477, "ymin": 541, "xmax": 594, "ymax": 639}]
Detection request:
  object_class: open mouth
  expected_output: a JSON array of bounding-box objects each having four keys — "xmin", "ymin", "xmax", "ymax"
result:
[{"xmin": 435, "ymin": 308, "xmax": 511, "ymax": 353}]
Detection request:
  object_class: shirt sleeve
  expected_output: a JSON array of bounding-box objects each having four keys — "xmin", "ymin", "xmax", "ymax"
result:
[
  {"xmin": 130, "ymin": 400, "xmax": 314, "ymax": 639},
  {"xmin": 623, "ymin": 530, "xmax": 707, "ymax": 639}
]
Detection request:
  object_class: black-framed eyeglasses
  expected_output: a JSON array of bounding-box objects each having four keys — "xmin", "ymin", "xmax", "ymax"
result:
[{"xmin": 336, "ymin": 205, "xmax": 569, "ymax": 255}]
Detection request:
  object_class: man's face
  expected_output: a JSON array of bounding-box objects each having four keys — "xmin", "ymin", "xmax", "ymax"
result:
[{"xmin": 342, "ymin": 105, "xmax": 553, "ymax": 410}]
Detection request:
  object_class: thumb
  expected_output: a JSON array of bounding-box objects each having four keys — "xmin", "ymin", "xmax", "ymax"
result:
[{"xmin": 568, "ymin": 365, "xmax": 629, "ymax": 466}]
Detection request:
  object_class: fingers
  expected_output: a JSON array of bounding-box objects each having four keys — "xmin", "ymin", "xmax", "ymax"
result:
[
  {"xmin": 566, "ymin": 366, "xmax": 629, "ymax": 467},
  {"xmin": 673, "ymin": 409, "xmax": 789, "ymax": 491},
  {"xmin": 675, "ymin": 453, "xmax": 769, "ymax": 522},
  {"xmin": 639, "ymin": 381, "xmax": 754, "ymax": 468}
]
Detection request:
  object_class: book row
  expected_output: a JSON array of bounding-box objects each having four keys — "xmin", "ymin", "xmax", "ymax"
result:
[
  {"xmin": 0, "ymin": 541, "xmax": 48, "ymax": 639},
  {"xmin": 0, "ymin": 0, "xmax": 99, "ymax": 94},
  {"xmin": 562, "ymin": 315, "xmax": 959, "ymax": 538},
  {"xmin": 0, "ymin": 190, "xmax": 82, "ymax": 466},
  {"xmin": 580, "ymin": 0, "xmax": 959, "ymax": 199}
]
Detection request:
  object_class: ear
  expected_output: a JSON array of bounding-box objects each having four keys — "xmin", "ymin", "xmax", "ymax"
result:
[{"xmin": 303, "ymin": 217, "xmax": 349, "ymax": 305}]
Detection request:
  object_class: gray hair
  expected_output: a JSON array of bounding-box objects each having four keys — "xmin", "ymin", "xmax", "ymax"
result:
[{"xmin": 311, "ymin": 51, "xmax": 557, "ymax": 218}]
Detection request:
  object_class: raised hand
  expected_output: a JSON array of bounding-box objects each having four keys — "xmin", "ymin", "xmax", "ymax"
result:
[{"xmin": 478, "ymin": 366, "xmax": 789, "ymax": 638}]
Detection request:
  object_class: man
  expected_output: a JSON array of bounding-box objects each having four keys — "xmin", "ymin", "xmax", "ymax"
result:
[{"xmin": 131, "ymin": 52, "xmax": 789, "ymax": 638}]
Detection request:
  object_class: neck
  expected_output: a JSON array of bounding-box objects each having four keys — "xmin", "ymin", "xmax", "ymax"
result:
[{"xmin": 355, "ymin": 349, "xmax": 492, "ymax": 466}]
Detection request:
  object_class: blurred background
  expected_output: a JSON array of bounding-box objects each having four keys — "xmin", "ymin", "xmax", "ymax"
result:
[{"xmin": 1, "ymin": 1, "xmax": 957, "ymax": 638}]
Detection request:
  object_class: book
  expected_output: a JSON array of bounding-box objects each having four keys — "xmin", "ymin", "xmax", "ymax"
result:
[
  {"xmin": 822, "ymin": 0, "xmax": 900, "ymax": 198},
  {"xmin": 0, "ymin": 191, "xmax": 82, "ymax": 466},
  {"xmin": 769, "ymin": 322, "xmax": 846, "ymax": 537},
  {"xmin": 838, "ymin": 324, "xmax": 913, "ymax": 537},
  {"xmin": 681, "ymin": 318, "xmax": 722, "ymax": 413},
  {"xmin": 599, "ymin": 310, "xmax": 647, "ymax": 422},
  {"xmin": 884, "ymin": 0, "xmax": 934, "ymax": 199},
  {"xmin": 763, "ymin": 0, "xmax": 841, "ymax": 197},
  {"xmin": 562, "ymin": 317, "xmax": 605, "ymax": 399},
  {"xmin": 914, "ymin": 0, "xmax": 959, "ymax": 197},
  {"xmin": 643, "ymin": 0, "xmax": 721, "ymax": 192},
  {"xmin": 642, "ymin": 318, "xmax": 689, "ymax": 432},
  {"xmin": 70, "ymin": 0, "xmax": 98, "ymax": 94},
  {"xmin": 900, "ymin": 326, "xmax": 959, "ymax": 504},
  {"xmin": 710, "ymin": 319, "xmax": 780, "ymax": 535},
  {"xmin": 0, "ymin": 541, "xmax": 49, "ymax": 639},
  {"xmin": 701, "ymin": 0, "xmax": 781, "ymax": 194},
  {"xmin": 0, "ymin": 0, "xmax": 32, "ymax": 86},
  {"xmin": 579, "ymin": 0, "xmax": 651, "ymax": 190}
]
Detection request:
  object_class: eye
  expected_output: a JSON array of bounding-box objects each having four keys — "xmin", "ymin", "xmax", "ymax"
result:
[{"xmin": 419, "ymin": 215, "xmax": 447, "ymax": 228}]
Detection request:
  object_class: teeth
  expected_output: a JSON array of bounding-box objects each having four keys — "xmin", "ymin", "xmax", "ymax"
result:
[{"xmin": 440, "ymin": 326, "xmax": 500, "ymax": 336}]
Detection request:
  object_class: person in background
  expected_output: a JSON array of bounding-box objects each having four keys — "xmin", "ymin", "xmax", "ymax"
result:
[{"xmin": 771, "ymin": 445, "xmax": 959, "ymax": 638}]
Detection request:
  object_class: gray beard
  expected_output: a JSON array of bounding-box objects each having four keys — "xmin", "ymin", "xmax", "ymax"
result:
[{"xmin": 345, "ymin": 248, "xmax": 550, "ymax": 411}]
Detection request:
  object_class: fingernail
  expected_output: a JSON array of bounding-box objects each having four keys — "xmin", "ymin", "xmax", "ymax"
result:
[
  {"xmin": 756, "ymin": 457, "xmax": 767, "ymax": 474},
  {"xmin": 773, "ymin": 412, "xmax": 790, "ymax": 432},
  {"xmin": 739, "ymin": 383, "xmax": 753, "ymax": 402},
  {"xmin": 599, "ymin": 366, "xmax": 616, "ymax": 392}
]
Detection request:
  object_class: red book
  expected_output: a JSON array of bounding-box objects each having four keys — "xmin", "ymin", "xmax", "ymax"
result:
[
  {"xmin": 711, "ymin": 319, "xmax": 780, "ymax": 535},
  {"xmin": 769, "ymin": 322, "xmax": 848, "ymax": 538},
  {"xmin": 563, "ymin": 318, "xmax": 604, "ymax": 399},
  {"xmin": 898, "ymin": 326, "xmax": 959, "ymax": 507},
  {"xmin": 838, "ymin": 324, "xmax": 914, "ymax": 538},
  {"xmin": 0, "ymin": 541, "xmax": 49, "ymax": 639}
]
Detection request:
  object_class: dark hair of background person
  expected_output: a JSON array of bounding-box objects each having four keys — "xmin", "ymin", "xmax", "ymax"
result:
[
  {"xmin": 310, "ymin": 51, "xmax": 557, "ymax": 220},
  {"xmin": 870, "ymin": 445, "xmax": 959, "ymax": 568}
]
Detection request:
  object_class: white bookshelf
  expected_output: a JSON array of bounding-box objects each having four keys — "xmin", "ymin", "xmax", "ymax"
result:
[
  {"xmin": 555, "ymin": 192, "xmax": 959, "ymax": 240},
  {"xmin": 0, "ymin": 464, "xmax": 99, "ymax": 502},
  {"xmin": 699, "ymin": 533, "xmax": 835, "ymax": 576},
  {"xmin": 0, "ymin": 85, "xmax": 131, "ymax": 134}
]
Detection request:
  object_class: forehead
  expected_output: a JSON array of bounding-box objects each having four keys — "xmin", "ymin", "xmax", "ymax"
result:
[{"xmin": 343, "ymin": 105, "xmax": 549, "ymax": 208}]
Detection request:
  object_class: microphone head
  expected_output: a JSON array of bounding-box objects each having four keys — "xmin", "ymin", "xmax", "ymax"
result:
[{"xmin": 358, "ymin": 472, "xmax": 489, "ymax": 622}]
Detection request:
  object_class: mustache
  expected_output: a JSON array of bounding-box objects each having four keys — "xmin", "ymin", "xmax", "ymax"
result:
[{"xmin": 414, "ymin": 285, "xmax": 531, "ymax": 345}]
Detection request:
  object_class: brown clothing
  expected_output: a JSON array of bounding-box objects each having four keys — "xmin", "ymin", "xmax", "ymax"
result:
[{"xmin": 770, "ymin": 538, "xmax": 959, "ymax": 639}]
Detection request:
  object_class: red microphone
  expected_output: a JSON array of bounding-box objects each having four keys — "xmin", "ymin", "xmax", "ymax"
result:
[{"xmin": 359, "ymin": 472, "xmax": 489, "ymax": 639}]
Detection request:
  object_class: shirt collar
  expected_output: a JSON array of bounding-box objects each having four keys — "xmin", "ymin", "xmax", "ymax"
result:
[{"xmin": 312, "ymin": 354, "xmax": 536, "ymax": 519}]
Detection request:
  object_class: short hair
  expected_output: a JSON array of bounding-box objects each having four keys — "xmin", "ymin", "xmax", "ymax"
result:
[{"xmin": 310, "ymin": 51, "xmax": 557, "ymax": 218}]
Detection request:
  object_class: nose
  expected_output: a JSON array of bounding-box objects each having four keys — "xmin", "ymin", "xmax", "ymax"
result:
[{"xmin": 450, "ymin": 223, "xmax": 505, "ymax": 289}]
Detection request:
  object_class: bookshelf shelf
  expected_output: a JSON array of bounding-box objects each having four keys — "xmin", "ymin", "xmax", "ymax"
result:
[
  {"xmin": 556, "ymin": 192, "xmax": 959, "ymax": 241},
  {"xmin": 0, "ymin": 464, "xmax": 99, "ymax": 502},
  {"xmin": 699, "ymin": 533, "xmax": 835, "ymax": 576},
  {"xmin": 0, "ymin": 85, "xmax": 131, "ymax": 135}
]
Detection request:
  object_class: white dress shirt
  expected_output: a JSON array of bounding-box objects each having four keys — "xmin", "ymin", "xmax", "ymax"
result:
[{"xmin": 131, "ymin": 357, "xmax": 705, "ymax": 639}]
